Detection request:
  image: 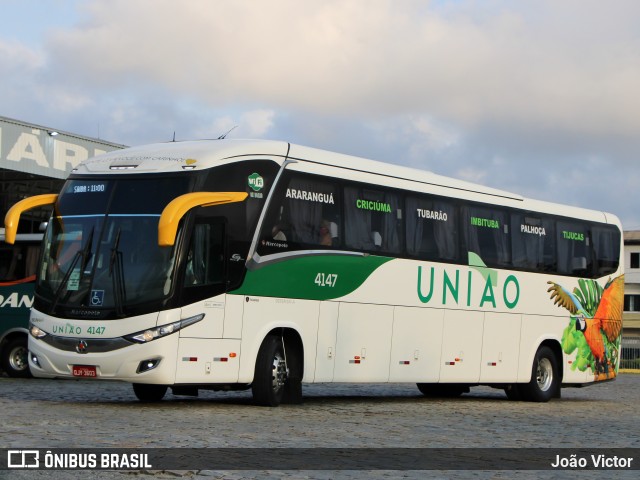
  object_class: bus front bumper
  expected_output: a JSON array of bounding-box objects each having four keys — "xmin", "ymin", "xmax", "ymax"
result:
[{"xmin": 27, "ymin": 334, "xmax": 179, "ymax": 385}]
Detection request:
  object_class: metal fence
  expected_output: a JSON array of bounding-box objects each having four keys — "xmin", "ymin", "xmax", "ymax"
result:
[{"xmin": 621, "ymin": 336, "xmax": 640, "ymax": 371}]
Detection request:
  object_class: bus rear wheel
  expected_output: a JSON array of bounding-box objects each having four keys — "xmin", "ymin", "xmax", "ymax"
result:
[
  {"xmin": 2, "ymin": 337, "xmax": 32, "ymax": 378},
  {"xmin": 132, "ymin": 383, "xmax": 167, "ymax": 402},
  {"xmin": 252, "ymin": 335, "xmax": 289, "ymax": 407},
  {"xmin": 519, "ymin": 346, "xmax": 559, "ymax": 402}
]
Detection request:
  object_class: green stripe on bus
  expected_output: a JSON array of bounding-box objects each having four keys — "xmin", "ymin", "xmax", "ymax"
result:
[{"xmin": 235, "ymin": 255, "xmax": 392, "ymax": 300}]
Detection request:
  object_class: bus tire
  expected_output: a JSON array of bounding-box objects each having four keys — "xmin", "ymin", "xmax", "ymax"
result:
[
  {"xmin": 132, "ymin": 383, "xmax": 167, "ymax": 402},
  {"xmin": 252, "ymin": 335, "xmax": 288, "ymax": 407},
  {"xmin": 2, "ymin": 336, "xmax": 32, "ymax": 378},
  {"xmin": 519, "ymin": 345, "xmax": 559, "ymax": 402}
]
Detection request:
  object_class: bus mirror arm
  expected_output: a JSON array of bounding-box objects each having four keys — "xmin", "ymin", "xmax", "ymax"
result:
[
  {"xmin": 4, "ymin": 194, "xmax": 58, "ymax": 244},
  {"xmin": 158, "ymin": 192, "xmax": 248, "ymax": 247}
]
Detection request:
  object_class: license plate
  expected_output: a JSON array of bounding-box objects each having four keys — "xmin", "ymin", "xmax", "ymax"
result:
[{"xmin": 72, "ymin": 365, "xmax": 97, "ymax": 377}]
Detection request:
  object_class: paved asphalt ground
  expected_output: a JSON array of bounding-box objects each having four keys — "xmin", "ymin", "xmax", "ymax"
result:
[{"xmin": 1, "ymin": 373, "xmax": 638, "ymax": 479}]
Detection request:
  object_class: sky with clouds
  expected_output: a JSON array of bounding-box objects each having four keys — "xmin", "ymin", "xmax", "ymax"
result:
[{"xmin": 1, "ymin": 0, "xmax": 639, "ymax": 229}]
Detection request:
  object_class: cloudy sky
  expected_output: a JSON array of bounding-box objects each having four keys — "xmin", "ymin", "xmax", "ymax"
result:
[{"xmin": 1, "ymin": 0, "xmax": 639, "ymax": 229}]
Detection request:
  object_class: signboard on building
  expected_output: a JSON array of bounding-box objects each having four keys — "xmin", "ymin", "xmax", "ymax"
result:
[{"xmin": 0, "ymin": 116, "xmax": 126, "ymax": 179}]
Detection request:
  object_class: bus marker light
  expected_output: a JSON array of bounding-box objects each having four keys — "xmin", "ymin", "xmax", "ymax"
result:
[
  {"xmin": 31, "ymin": 354, "xmax": 41, "ymax": 367},
  {"xmin": 214, "ymin": 357, "xmax": 228, "ymax": 362},
  {"xmin": 229, "ymin": 352, "xmax": 237, "ymax": 358},
  {"xmin": 137, "ymin": 358, "xmax": 160, "ymax": 373},
  {"xmin": 399, "ymin": 361, "xmax": 410, "ymax": 365},
  {"xmin": 349, "ymin": 360, "xmax": 361, "ymax": 364},
  {"xmin": 182, "ymin": 357, "xmax": 198, "ymax": 362}
]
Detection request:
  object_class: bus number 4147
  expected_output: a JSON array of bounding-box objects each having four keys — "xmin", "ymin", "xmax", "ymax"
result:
[{"xmin": 314, "ymin": 273, "xmax": 338, "ymax": 287}]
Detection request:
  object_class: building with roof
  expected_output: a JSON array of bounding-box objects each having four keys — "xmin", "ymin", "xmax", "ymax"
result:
[
  {"xmin": 1, "ymin": 115, "xmax": 126, "ymax": 234},
  {"xmin": 624, "ymin": 230, "xmax": 640, "ymax": 336}
]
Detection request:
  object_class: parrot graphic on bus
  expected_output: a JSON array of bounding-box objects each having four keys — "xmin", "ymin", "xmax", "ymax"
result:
[{"xmin": 547, "ymin": 275, "xmax": 624, "ymax": 380}]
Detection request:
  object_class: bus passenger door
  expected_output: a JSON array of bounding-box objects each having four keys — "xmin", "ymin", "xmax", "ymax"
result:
[
  {"xmin": 179, "ymin": 219, "xmax": 227, "ymax": 339},
  {"xmin": 176, "ymin": 219, "xmax": 239, "ymax": 383}
]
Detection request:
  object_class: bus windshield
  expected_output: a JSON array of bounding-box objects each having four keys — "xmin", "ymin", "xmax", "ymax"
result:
[{"xmin": 36, "ymin": 176, "xmax": 192, "ymax": 318}]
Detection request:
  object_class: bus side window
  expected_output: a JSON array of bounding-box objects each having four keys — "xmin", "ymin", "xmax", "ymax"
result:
[
  {"xmin": 406, "ymin": 196, "xmax": 457, "ymax": 262},
  {"xmin": 557, "ymin": 221, "xmax": 592, "ymax": 276},
  {"xmin": 462, "ymin": 205, "xmax": 511, "ymax": 268},
  {"xmin": 511, "ymin": 214, "xmax": 556, "ymax": 272},
  {"xmin": 344, "ymin": 186, "xmax": 403, "ymax": 254},
  {"xmin": 591, "ymin": 225, "xmax": 621, "ymax": 276},
  {"xmin": 257, "ymin": 172, "xmax": 340, "ymax": 254}
]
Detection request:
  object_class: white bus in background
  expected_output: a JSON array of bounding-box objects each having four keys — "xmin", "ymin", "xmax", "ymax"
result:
[{"xmin": 3, "ymin": 139, "xmax": 624, "ymax": 405}]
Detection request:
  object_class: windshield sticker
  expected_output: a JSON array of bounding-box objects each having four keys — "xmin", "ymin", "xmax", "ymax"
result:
[
  {"xmin": 90, "ymin": 290, "xmax": 105, "ymax": 306},
  {"xmin": 68, "ymin": 269, "xmax": 81, "ymax": 291},
  {"xmin": 248, "ymin": 173, "xmax": 264, "ymax": 192}
]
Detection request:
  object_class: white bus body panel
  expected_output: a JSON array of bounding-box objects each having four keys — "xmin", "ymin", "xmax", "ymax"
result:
[
  {"xmin": 313, "ymin": 301, "xmax": 339, "ymax": 382},
  {"xmin": 479, "ymin": 312, "xmax": 522, "ymax": 382},
  {"xmin": 333, "ymin": 302, "xmax": 393, "ymax": 382},
  {"xmin": 238, "ymin": 296, "xmax": 319, "ymax": 383},
  {"xmin": 439, "ymin": 310, "xmax": 484, "ymax": 383},
  {"xmin": 175, "ymin": 338, "xmax": 241, "ymax": 384},
  {"xmin": 389, "ymin": 306, "xmax": 444, "ymax": 382}
]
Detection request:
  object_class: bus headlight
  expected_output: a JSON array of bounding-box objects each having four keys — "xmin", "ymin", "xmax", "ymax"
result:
[
  {"xmin": 124, "ymin": 313, "xmax": 205, "ymax": 344},
  {"xmin": 30, "ymin": 325, "xmax": 48, "ymax": 339}
]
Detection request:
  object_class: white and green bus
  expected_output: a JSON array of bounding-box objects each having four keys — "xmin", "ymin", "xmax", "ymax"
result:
[{"xmin": 4, "ymin": 140, "xmax": 624, "ymax": 405}]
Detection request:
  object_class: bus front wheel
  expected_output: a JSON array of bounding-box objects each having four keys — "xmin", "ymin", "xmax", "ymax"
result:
[
  {"xmin": 519, "ymin": 346, "xmax": 559, "ymax": 402},
  {"xmin": 2, "ymin": 336, "xmax": 32, "ymax": 378},
  {"xmin": 132, "ymin": 383, "xmax": 167, "ymax": 402},
  {"xmin": 252, "ymin": 335, "xmax": 288, "ymax": 407}
]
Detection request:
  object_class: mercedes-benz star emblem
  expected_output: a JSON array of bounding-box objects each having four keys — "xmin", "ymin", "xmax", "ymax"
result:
[{"xmin": 76, "ymin": 340, "xmax": 88, "ymax": 354}]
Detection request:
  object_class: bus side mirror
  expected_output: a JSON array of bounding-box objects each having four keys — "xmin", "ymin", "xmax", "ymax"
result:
[
  {"xmin": 158, "ymin": 192, "xmax": 248, "ymax": 247},
  {"xmin": 4, "ymin": 194, "xmax": 58, "ymax": 244}
]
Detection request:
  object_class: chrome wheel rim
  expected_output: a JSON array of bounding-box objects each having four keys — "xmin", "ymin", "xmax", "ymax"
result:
[
  {"xmin": 9, "ymin": 345, "xmax": 28, "ymax": 372},
  {"xmin": 271, "ymin": 351, "xmax": 288, "ymax": 392},
  {"xmin": 536, "ymin": 357, "xmax": 553, "ymax": 391}
]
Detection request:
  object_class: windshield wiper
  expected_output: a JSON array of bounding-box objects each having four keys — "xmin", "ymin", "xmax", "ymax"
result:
[
  {"xmin": 49, "ymin": 226, "xmax": 95, "ymax": 315},
  {"xmin": 109, "ymin": 227, "xmax": 127, "ymax": 317}
]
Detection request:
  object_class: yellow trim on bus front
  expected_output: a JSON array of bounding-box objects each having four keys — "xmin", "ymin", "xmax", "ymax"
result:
[
  {"xmin": 4, "ymin": 194, "xmax": 58, "ymax": 244},
  {"xmin": 158, "ymin": 192, "xmax": 248, "ymax": 246}
]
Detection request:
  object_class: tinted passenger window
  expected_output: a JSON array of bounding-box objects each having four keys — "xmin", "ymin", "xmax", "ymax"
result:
[
  {"xmin": 511, "ymin": 214, "xmax": 555, "ymax": 271},
  {"xmin": 462, "ymin": 205, "xmax": 510, "ymax": 267},
  {"xmin": 557, "ymin": 221, "xmax": 591, "ymax": 275},
  {"xmin": 406, "ymin": 196, "xmax": 457, "ymax": 261},
  {"xmin": 591, "ymin": 225, "xmax": 620, "ymax": 276},
  {"xmin": 344, "ymin": 186, "xmax": 403, "ymax": 254},
  {"xmin": 258, "ymin": 173, "xmax": 340, "ymax": 255}
]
